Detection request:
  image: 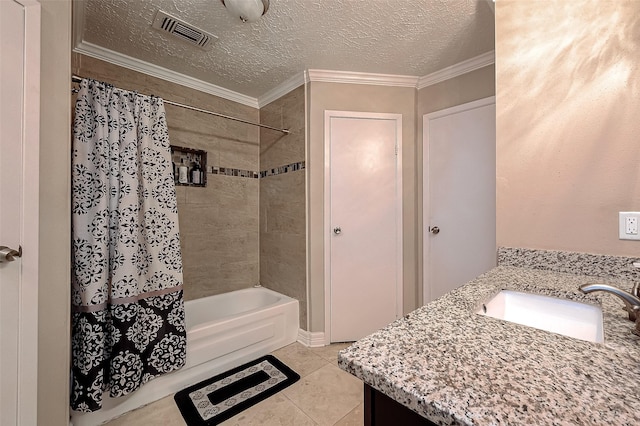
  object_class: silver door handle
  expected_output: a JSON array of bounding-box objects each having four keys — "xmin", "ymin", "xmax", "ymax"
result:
[
  {"xmin": 429, "ymin": 226, "xmax": 440, "ymax": 235},
  {"xmin": 333, "ymin": 227, "xmax": 342, "ymax": 235},
  {"xmin": 0, "ymin": 245, "xmax": 21, "ymax": 262}
]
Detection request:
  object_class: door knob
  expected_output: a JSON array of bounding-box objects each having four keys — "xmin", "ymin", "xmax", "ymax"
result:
[
  {"xmin": 333, "ymin": 227, "xmax": 342, "ymax": 235},
  {"xmin": 429, "ymin": 226, "xmax": 440, "ymax": 235},
  {"xmin": 0, "ymin": 245, "xmax": 21, "ymax": 262}
]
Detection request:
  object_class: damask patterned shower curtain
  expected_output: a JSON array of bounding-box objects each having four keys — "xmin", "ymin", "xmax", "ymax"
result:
[{"xmin": 71, "ymin": 79, "xmax": 186, "ymax": 412}]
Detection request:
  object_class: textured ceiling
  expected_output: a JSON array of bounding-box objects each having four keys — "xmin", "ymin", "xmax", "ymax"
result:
[{"xmin": 78, "ymin": 0, "xmax": 495, "ymax": 98}]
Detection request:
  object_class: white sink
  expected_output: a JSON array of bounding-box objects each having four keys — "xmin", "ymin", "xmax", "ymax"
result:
[{"xmin": 477, "ymin": 290, "xmax": 604, "ymax": 343}]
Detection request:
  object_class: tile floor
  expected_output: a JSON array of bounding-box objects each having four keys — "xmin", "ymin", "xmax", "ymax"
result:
[{"xmin": 104, "ymin": 342, "xmax": 363, "ymax": 426}]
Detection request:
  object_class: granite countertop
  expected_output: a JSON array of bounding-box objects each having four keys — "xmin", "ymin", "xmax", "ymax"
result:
[{"xmin": 338, "ymin": 265, "xmax": 640, "ymax": 425}]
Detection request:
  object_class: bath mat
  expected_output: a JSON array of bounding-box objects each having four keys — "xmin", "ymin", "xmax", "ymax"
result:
[{"xmin": 174, "ymin": 355, "xmax": 299, "ymax": 425}]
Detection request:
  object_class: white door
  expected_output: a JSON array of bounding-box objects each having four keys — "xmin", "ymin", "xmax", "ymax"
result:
[
  {"xmin": 325, "ymin": 111, "xmax": 403, "ymax": 342},
  {"xmin": 423, "ymin": 98, "xmax": 496, "ymax": 304},
  {"xmin": 1, "ymin": 1, "xmax": 40, "ymax": 425}
]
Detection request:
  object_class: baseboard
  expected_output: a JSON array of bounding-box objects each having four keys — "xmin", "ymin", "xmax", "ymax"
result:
[{"xmin": 297, "ymin": 328, "xmax": 326, "ymax": 347}]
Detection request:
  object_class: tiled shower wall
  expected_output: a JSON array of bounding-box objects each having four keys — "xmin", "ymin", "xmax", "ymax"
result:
[
  {"xmin": 259, "ymin": 87, "xmax": 307, "ymax": 330},
  {"xmin": 72, "ymin": 54, "xmax": 260, "ymax": 301}
]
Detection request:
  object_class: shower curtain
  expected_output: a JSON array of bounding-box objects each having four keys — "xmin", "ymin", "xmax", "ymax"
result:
[{"xmin": 71, "ymin": 79, "xmax": 186, "ymax": 412}]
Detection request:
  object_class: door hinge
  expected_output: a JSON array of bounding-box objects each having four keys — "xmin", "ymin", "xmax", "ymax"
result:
[{"xmin": 394, "ymin": 145, "xmax": 398, "ymax": 155}]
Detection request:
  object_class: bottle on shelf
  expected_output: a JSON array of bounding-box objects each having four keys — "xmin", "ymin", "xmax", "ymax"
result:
[
  {"xmin": 171, "ymin": 149, "xmax": 177, "ymax": 183},
  {"xmin": 178, "ymin": 159, "xmax": 189, "ymax": 184},
  {"xmin": 191, "ymin": 161, "xmax": 201, "ymax": 185}
]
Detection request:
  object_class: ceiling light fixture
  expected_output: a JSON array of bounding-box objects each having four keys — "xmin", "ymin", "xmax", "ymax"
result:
[{"xmin": 220, "ymin": 0, "xmax": 269, "ymax": 23}]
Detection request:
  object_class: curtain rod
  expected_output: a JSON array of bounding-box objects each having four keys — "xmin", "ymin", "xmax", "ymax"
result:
[{"xmin": 71, "ymin": 75, "xmax": 289, "ymax": 134}]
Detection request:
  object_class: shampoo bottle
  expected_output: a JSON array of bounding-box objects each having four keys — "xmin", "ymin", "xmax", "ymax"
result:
[
  {"xmin": 172, "ymin": 161, "xmax": 177, "ymax": 182},
  {"xmin": 171, "ymin": 149, "xmax": 177, "ymax": 182},
  {"xmin": 178, "ymin": 159, "xmax": 188, "ymax": 184},
  {"xmin": 191, "ymin": 162, "xmax": 201, "ymax": 185}
]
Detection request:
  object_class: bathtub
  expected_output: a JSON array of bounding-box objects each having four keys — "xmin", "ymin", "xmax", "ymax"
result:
[{"xmin": 71, "ymin": 287, "xmax": 299, "ymax": 426}]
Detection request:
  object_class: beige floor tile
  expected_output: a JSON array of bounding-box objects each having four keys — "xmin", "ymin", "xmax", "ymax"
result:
[
  {"xmin": 334, "ymin": 403, "xmax": 364, "ymax": 426},
  {"xmin": 220, "ymin": 393, "xmax": 317, "ymax": 426},
  {"xmin": 283, "ymin": 363, "xmax": 363, "ymax": 426},
  {"xmin": 104, "ymin": 343, "xmax": 365, "ymax": 426},
  {"xmin": 104, "ymin": 395, "xmax": 185, "ymax": 426},
  {"xmin": 271, "ymin": 343, "xmax": 329, "ymax": 378},
  {"xmin": 309, "ymin": 343, "xmax": 354, "ymax": 365}
]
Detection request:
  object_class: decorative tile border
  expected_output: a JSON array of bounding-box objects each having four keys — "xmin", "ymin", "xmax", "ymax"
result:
[
  {"xmin": 498, "ymin": 246, "xmax": 640, "ymax": 281},
  {"xmin": 260, "ymin": 161, "xmax": 305, "ymax": 178},
  {"xmin": 208, "ymin": 161, "xmax": 305, "ymax": 180},
  {"xmin": 210, "ymin": 166, "xmax": 259, "ymax": 179}
]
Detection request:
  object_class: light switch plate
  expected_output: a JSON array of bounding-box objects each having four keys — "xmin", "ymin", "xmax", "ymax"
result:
[{"xmin": 619, "ymin": 212, "xmax": 640, "ymax": 240}]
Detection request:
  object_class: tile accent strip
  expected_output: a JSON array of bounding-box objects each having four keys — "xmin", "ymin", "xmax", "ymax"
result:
[
  {"xmin": 208, "ymin": 161, "xmax": 305, "ymax": 180},
  {"xmin": 498, "ymin": 246, "xmax": 640, "ymax": 281},
  {"xmin": 260, "ymin": 161, "xmax": 305, "ymax": 178},
  {"xmin": 210, "ymin": 166, "xmax": 259, "ymax": 179}
]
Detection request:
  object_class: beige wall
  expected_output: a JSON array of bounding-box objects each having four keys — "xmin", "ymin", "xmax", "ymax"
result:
[
  {"xmin": 38, "ymin": 1, "xmax": 71, "ymax": 424},
  {"xmin": 416, "ymin": 65, "xmax": 496, "ymax": 302},
  {"xmin": 417, "ymin": 65, "xmax": 496, "ymax": 117},
  {"xmin": 73, "ymin": 54, "xmax": 261, "ymax": 299},
  {"xmin": 496, "ymin": 0, "xmax": 640, "ymax": 257},
  {"xmin": 307, "ymin": 82, "xmax": 417, "ymax": 332},
  {"xmin": 260, "ymin": 87, "xmax": 307, "ymax": 329}
]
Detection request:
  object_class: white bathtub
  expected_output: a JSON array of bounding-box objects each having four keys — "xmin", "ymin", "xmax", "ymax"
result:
[{"xmin": 71, "ymin": 287, "xmax": 299, "ymax": 426}]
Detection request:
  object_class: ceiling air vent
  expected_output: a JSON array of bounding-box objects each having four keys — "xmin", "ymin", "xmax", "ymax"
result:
[{"xmin": 152, "ymin": 10, "xmax": 217, "ymax": 50}]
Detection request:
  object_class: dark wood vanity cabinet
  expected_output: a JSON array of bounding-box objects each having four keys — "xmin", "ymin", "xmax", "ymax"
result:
[{"xmin": 364, "ymin": 384, "xmax": 439, "ymax": 426}]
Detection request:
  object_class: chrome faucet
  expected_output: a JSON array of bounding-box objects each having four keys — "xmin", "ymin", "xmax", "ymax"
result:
[
  {"xmin": 633, "ymin": 282, "xmax": 640, "ymax": 299},
  {"xmin": 580, "ymin": 283, "xmax": 640, "ymax": 335}
]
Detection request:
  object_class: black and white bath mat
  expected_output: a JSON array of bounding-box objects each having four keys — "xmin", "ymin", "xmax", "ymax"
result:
[{"xmin": 174, "ymin": 355, "xmax": 300, "ymax": 425}]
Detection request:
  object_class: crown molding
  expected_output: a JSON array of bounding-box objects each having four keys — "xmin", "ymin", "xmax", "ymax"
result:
[
  {"xmin": 73, "ymin": 41, "xmax": 260, "ymax": 108},
  {"xmin": 74, "ymin": 0, "xmax": 492, "ymax": 109},
  {"xmin": 72, "ymin": 0, "xmax": 86, "ymax": 49},
  {"xmin": 257, "ymin": 71, "xmax": 308, "ymax": 108},
  {"xmin": 417, "ymin": 50, "xmax": 495, "ymax": 89},
  {"xmin": 307, "ymin": 69, "xmax": 419, "ymax": 87},
  {"xmin": 70, "ymin": 41, "xmax": 495, "ymax": 108}
]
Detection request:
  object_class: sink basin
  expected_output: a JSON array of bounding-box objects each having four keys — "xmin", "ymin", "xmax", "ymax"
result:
[{"xmin": 477, "ymin": 290, "xmax": 604, "ymax": 343}]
